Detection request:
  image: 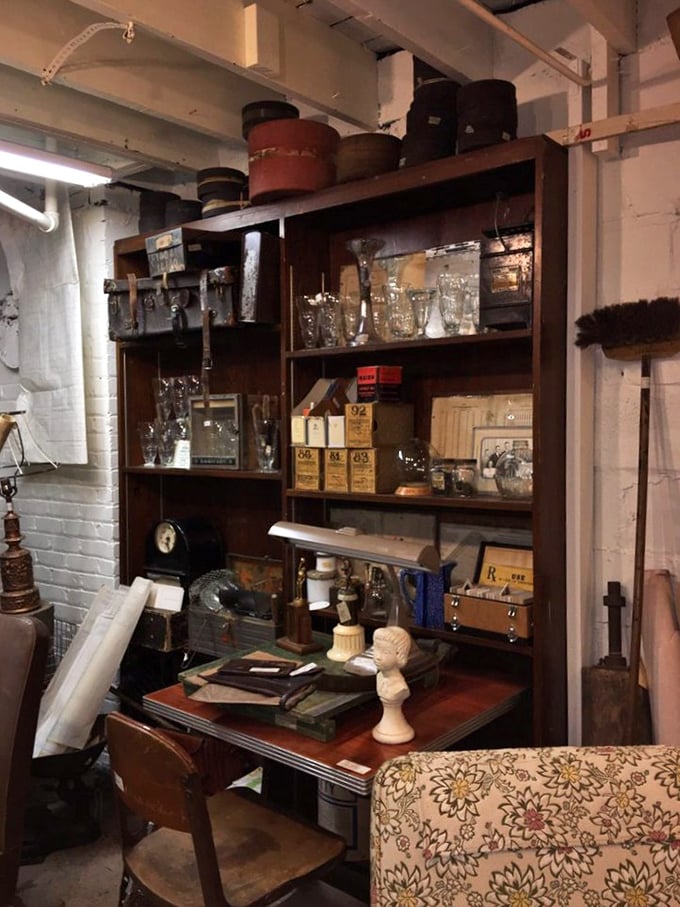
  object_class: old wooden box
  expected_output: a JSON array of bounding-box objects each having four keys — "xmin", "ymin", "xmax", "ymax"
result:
[{"xmin": 443, "ymin": 543, "xmax": 534, "ymax": 641}]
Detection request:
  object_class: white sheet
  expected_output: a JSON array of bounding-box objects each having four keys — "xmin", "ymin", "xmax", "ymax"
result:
[
  {"xmin": 33, "ymin": 577, "xmax": 153, "ymax": 756},
  {"xmin": 0, "ymin": 187, "xmax": 87, "ymax": 464}
]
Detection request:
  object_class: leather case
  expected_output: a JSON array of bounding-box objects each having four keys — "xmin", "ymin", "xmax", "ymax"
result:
[{"xmin": 105, "ymin": 267, "xmax": 238, "ymax": 341}]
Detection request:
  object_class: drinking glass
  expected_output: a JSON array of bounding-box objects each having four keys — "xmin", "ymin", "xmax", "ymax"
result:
[
  {"xmin": 340, "ymin": 292, "xmax": 361, "ymax": 346},
  {"xmin": 157, "ymin": 420, "xmax": 179, "ymax": 467},
  {"xmin": 295, "ymin": 295, "xmax": 321, "ymax": 349},
  {"xmin": 437, "ymin": 268, "xmax": 467, "ymax": 336},
  {"xmin": 137, "ymin": 421, "xmax": 158, "ymax": 466},
  {"xmin": 371, "ymin": 296, "xmax": 391, "ymax": 342},
  {"xmin": 317, "ymin": 293, "xmax": 342, "ymax": 348},
  {"xmin": 250, "ymin": 396, "xmax": 280, "ymax": 471},
  {"xmin": 253, "ymin": 418, "xmax": 280, "ymax": 471},
  {"xmin": 408, "ymin": 288, "xmax": 436, "ymax": 338},
  {"xmin": 152, "ymin": 376, "xmax": 173, "ymax": 421},
  {"xmin": 459, "ymin": 273, "xmax": 480, "ymax": 335},
  {"xmin": 384, "ymin": 283, "xmax": 415, "ymax": 339}
]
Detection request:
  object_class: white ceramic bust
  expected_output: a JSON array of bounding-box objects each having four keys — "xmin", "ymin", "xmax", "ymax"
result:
[{"xmin": 371, "ymin": 625, "xmax": 415, "ymax": 744}]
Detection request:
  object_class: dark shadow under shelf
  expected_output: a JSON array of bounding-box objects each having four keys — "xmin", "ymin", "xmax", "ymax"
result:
[
  {"xmin": 125, "ymin": 466, "xmax": 282, "ymax": 480},
  {"xmin": 286, "ymin": 488, "xmax": 531, "ymax": 513}
]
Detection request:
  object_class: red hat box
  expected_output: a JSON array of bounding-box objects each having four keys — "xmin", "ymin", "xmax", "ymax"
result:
[{"xmin": 247, "ymin": 118, "xmax": 340, "ymax": 205}]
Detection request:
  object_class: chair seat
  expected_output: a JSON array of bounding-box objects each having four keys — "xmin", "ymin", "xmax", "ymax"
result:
[{"xmin": 126, "ymin": 787, "xmax": 346, "ymax": 907}]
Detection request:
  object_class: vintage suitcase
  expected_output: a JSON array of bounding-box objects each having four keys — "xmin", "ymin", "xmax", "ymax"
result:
[
  {"xmin": 443, "ymin": 542, "xmax": 534, "ymax": 642},
  {"xmin": 106, "ymin": 267, "xmax": 238, "ymax": 341}
]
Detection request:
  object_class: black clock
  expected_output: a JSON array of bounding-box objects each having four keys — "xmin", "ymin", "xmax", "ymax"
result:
[{"xmin": 144, "ymin": 517, "xmax": 224, "ymax": 587}]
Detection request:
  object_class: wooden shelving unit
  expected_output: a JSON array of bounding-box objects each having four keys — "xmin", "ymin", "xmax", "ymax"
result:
[{"xmin": 112, "ymin": 134, "xmax": 568, "ymax": 745}]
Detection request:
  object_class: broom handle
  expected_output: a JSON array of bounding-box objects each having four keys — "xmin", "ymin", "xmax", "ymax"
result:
[{"xmin": 625, "ymin": 353, "xmax": 651, "ymax": 744}]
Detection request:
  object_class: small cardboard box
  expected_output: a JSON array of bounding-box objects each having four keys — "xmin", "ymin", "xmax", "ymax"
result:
[
  {"xmin": 324, "ymin": 448, "xmax": 350, "ymax": 492},
  {"xmin": 344, "ymin": 402, "xmax": 414, "ymax": 449},
  {"xmin": 327, "ymin": 414, "xmax": 346, "ymax": 448},
  {"xmin": 291, "ymin": 378, "xmax": 356, "ymax": 447},
  {"xmin": 349, "ymin": 447, "xmax": 401, "ymax": 494},
  {"xmin": 293, "ymin": 446, "xmax": 322, "ymax": 490},
  {"xmin": 357, "ymin": 365, "xmax": 403, "ymax": 401}
]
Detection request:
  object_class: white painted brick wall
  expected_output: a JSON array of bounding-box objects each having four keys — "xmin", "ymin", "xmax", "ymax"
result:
[
  {"xmin": 377, "ymin": 1, "xmax": 680, "ymax": 741},
  {"xmin": 0, "ymin": 185, "xmax": 138, "ymax": 628}
]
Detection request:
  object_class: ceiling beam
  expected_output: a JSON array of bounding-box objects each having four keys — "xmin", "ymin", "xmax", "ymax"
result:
[
  {"xmin": 0, "ymin": 0, "xmax": 286, "ymax": 143},
  {"xmin": 327, "ymin": 0, "xmax": 495, "ymax": 82},
  {"xmin": 0, "ymin": 64, "xmax": 229, "ymax": 173},
  {"xmin": 565, "ymin": 0, "xmax": 636, "ymax": 54},
  {"xmin": 67, "ymin": 0, "xmax": 379, "ymax": 128}
]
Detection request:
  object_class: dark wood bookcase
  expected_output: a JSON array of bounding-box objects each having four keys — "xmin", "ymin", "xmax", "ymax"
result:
[{"xmin": 112, "ymin": 134, "xmax": 568, "ymax": 745}]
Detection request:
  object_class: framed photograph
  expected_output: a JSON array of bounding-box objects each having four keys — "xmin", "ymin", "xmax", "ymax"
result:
[
  {"xmin": 430, "ymin": 392, "xmax": 532, "ymax": 461},
  {"xmin": 190, "ymin": 393, "xmax": 243, "ymax": 468},
  {"xmin": 473, "ymin": 425, "xmax": 533, "ymax": 493}
]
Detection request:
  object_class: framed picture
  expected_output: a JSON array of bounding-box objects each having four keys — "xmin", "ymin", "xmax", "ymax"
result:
[
  {"xmin": 472, "ymin": 425, "xmax": 533, "ymax": 493},
  {"xmin": 430, "ymin": 392, "xmax": 532, "ymax": 461},
  {"xmin": 190, "ymin": 393, "xmax": 243, "ymax": 468}
]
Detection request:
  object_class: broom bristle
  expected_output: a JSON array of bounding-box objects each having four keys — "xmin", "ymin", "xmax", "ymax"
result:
[{"xmin": 575, "ymin": 297, "xmax": 680, "ymax": 349}]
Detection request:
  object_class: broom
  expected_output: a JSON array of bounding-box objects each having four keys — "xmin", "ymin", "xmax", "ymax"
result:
[{"xmin": 575, "ymin": 296, "xmax": 680, "ymax": 744}]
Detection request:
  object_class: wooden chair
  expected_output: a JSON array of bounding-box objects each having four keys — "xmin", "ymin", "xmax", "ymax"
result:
[
  {"xmin": 0, "ymin": 613, "xmax": 48, "ymax": 907},
  {"xmin": 105, "ymin": 711, "xmax": 347, "ymax": 907}
]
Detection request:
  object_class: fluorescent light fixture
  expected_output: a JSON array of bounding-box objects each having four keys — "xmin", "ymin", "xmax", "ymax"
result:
[
  {"xmin": 268, "ymin": 521, "xmax": 441, "ymax": 573},
  {"xmin": 0, "ymin": 139, "xmax": 112, "ymax": 187}
]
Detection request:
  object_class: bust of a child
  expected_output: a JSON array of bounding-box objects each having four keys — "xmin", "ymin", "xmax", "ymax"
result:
[{"xmin": 371, "ymin": 625, "xmax": 415, "ymax": 744}]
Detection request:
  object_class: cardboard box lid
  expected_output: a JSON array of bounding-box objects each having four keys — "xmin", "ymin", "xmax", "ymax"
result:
[
  {"xmin": 474, "ymin": 542, "xmax": 533, "ymax": 593},
  {"xmin": 292, "ymin": 377, "xmax": 357, "ymax": 417}
]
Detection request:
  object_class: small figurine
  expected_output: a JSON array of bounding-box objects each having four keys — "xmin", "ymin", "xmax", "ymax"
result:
[
  {"xmin": 371, "ymin": 625, "xmax": 414, "ymax": 744},
  {"xmin": 295, "ymin": 556, "xmax": 307, "ymax": 603},
  {"xmin": 278, "ymin": 556, "xmax": 323, "ymax": 655}
]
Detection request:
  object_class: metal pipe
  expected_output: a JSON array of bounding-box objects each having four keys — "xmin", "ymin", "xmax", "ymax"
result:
[
  {"xmin": 0, "ymin": 187, "xmax": 58, "ymax": 232},
  {"xmin": 453, "ymin": 0, "xmax": 591, "ymax": 87}
]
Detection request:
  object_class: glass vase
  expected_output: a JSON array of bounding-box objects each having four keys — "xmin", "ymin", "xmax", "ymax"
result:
[{"xmin": 346, "ymin": 237, "xmax": 385, "ymax": 345}]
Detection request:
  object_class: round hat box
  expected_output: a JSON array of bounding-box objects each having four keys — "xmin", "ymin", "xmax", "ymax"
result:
[
  {"xmin": 456, "ymin": 79, "xmax": 517, "ymax": 153},
  {"xmin": 241, "ymin": 100, "xmax": 299, "ymax": 140},
  {"xmin": 197, "ymin": 167, "xmax": 247, "ymax": 203},
  {"xmin": 247, "ymin": 119, "xmax": 340, "ymax": 205},
  {"xmin": 139, "ymin": 190, "xmax": 180, "ymax": 233},
  {"xmin": 164, "ymin": 198, "xmax": 203, "ymax": 227},
  {"xmin": 335, "ymin": 133, "xmax": 401, "ymax": 184}
]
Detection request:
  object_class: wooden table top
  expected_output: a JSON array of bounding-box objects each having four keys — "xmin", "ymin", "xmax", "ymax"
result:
[{"xmin": 144, "ymin": 663, "xmax": 528, "ymax": 795}]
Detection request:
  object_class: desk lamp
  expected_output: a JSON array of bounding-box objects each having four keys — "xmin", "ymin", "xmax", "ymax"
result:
[{"xmin": 268, "ymin": 520, "xmax": 440, "ymax": 640}]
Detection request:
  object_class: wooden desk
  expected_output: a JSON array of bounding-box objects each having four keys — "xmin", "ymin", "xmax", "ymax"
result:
[{"xmin": 144, "ymin": 664, "xmax": 527, "ymax": 796}]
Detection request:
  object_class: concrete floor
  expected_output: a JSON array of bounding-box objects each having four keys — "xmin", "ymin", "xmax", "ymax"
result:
[
  {"xmin": 14, "ymin": 759, "xmax": 369, "ymax": 907},
  {"xmin": 16, "ymin": 762, "xmax": 122, "ymax": 907}
]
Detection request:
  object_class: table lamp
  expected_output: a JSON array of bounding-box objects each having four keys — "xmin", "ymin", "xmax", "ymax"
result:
[
  {"xmin": 268, "ymin": 520, "xmax": 440, "ymax": 636},
  {"xmin": 0, "ymin": 415, "xmax": 41, "ymax": 613}
]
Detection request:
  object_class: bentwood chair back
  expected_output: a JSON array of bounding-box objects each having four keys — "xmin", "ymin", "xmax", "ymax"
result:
[
  {"xmin": 0, "ymin": 613, "xmax": 48, "ymax": 907},
  {"xmin": 106, "ymin": 711, "xmax": 347, "ymax": 907}
]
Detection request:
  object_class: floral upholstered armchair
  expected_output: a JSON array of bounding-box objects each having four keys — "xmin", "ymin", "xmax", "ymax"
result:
[{"xmin": 370, "ymin": 745, "xmax": 680, "ymax": 905}]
